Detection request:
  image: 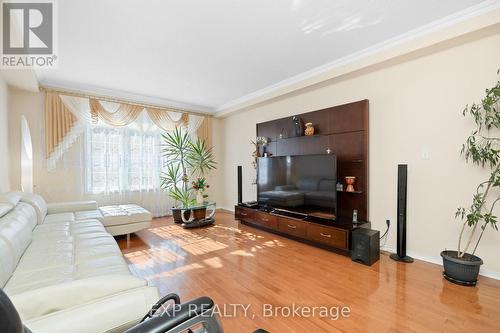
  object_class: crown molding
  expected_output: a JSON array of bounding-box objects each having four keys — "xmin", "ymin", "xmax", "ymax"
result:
[
  {"xmin": 215, "ymin": 0, "xmax": 500, "ymax": 118},
  {"xmin": 38, "ymin": 79, "xmax": 215, "ymax": 115}
]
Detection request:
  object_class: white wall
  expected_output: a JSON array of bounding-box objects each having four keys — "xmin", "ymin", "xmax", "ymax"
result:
[
  {"xmin": 0, "ymin": 74, "xmax": 10, "ymax": 192},
  {"xmin": 217, "ymin": 25, "xmax": 500, "ymax": 276}
]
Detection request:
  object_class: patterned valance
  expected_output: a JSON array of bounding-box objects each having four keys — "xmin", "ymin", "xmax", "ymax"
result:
[{"xmin": 44, "ymin": 91, "xmax": 211, "ymax": 170}]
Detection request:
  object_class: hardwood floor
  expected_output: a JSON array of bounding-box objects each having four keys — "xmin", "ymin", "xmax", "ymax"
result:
[{"xmin": 117, "ymin": 211, "xmax": 500, "ymax": 332}]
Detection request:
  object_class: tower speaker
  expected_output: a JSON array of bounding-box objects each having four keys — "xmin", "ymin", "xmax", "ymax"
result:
[
  {"xmin": 351, "ymin": 228, "xmax": 380, "ymax": 266},
  {"xmin": 237, "ymin": 165, "xmax": 242, "ymax": 204},
  {"xmin": 390, "ymin": 164, "xmax": 414, "ymax": 263}
]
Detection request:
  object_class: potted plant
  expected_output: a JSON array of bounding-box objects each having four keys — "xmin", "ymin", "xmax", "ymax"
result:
[
  {"xmin": 192, "ymin": 177, "xmax": 210, "ymax": 204},
  {"xmin": 160, "ymin": 127, "xmax": 216, "ymax": 223},
  {"xmin": 441, "ymin": 70, "xmax": 500, "ymax": 286}
]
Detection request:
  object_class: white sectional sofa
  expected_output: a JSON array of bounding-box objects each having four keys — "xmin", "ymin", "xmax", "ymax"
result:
[{"xmin": 0, "ymin": 192, "xmax": 160, "ymax": 333}]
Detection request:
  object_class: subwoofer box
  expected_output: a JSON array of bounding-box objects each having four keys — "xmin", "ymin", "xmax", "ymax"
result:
[{"xmin": 351, "ymin": 228, "xmax": 380, "ymax": 266}]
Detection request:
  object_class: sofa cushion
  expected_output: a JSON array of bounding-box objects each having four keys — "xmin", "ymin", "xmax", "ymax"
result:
[
  {"xmin": 5, "ymin": 218, "xmax": 130, "ymax": 296},
  {"xmin": 100, "ymin": 204, "xmax": 152, "ymax": 227},
  {"xmin": 0, "ymin": 203, "xmax": 37, "ymax": 261},
  {"xmin": 44, "ymin": 213, "xmax": 75, "ymax": 224},
  {"xmin": 74, "ymin": 210, "xmax": 104, "ymax": 222},
  {"xmin": 10, "ymin": 275, "xmax": 147, "ymax": 321}
]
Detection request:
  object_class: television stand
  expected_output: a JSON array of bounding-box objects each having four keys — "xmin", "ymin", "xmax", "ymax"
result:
[{"xmin": 235, "ymin": 204, "xmax": 368, "ymax": 254}]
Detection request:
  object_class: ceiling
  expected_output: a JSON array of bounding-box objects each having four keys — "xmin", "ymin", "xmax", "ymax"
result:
[{"xmin": 35, "ymin": 0, "xmax": 491, "ymax": 114}]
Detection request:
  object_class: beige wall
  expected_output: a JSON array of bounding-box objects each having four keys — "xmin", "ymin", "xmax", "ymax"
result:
[
  {"xmin": 0, "ymin": 74, "xmax": 10, "ymax": 192},
  {"xmin": 9, "ymin": 88, "xmax": 90, "ymax": 202},
  {"xmin": 216, "ymin": 26, "xmax": 500, "ymax": 277}
]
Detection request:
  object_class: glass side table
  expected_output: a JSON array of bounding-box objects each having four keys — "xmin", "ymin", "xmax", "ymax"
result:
[{"xmin": 180, "ymin": 202, "xmax": 216, "ymax": 228}]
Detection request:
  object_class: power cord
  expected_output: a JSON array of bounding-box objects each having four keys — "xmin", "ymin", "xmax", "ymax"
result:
[
  {"xmin": 380, "ymin": 220, "xmax": 390, "ymax": 248},
  {"xmin": 380, "ymin": 219, "xmax": 390, "ymax": 239}
]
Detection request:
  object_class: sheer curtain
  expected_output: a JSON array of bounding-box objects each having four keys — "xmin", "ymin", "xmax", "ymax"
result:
[
  {"xmin": 84, "ymin": 112, "xmax": 173, "ymax": 217},
  {"xmin": 44, "ymin": 93, "xmax": 208, "ymax": 217}
]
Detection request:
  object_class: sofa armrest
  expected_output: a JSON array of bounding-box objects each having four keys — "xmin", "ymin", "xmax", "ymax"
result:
[
  {"xmin": 10, "ymin": 275, "xmax": 148, "ymax": 321},
  {"xmin": 46, "ymin": 200, "xmax": 98, "ymax": 214}
]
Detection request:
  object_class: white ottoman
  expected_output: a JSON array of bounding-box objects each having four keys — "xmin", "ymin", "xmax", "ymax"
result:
[{"xmin": 99, "ymin": 205, "xmax": 152, "ymax": 240}]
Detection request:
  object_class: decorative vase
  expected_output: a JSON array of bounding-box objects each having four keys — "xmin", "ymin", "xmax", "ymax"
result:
[
  {"xmin": 196, "ymin": 190, "xmax": 204, "ymax": 204},
  {"xmin": 292, "ymin": 116, "xmax": 303, "ymax": 137},
  {"xmin": 345, "ymin": 176, "xmax": 356, "ymax": 192},
  {"xmin": 304, "ymin": 122, "xmax": 314, "ymax": 136}
]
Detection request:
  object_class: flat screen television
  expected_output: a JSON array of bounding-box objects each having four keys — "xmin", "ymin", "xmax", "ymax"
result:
[{"xmin": 257, "ymin": 154, "xmax": 337, "ymax": 220}]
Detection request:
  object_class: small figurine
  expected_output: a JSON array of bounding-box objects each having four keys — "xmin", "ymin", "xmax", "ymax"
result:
[
  {"xmin": 292, "ymin": 116, "xmax": 303, "ymax": 137},
  {"xmin": 304, "ymin": 122, "xmax": 314, "ymax": 136},
  {"xmin": 345, "ymin": 176, "xmax": 356, "ymax": 192}
]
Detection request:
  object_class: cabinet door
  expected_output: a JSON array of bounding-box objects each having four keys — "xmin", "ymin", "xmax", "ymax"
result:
[
  {"xmin": 307, "ymin": 224, "xmax": 348, "ymax": 250},
  {"xmin": 253, "ymin": 211, "xmax": 278, "ymax": 229},
  {"xmin": 235, "ymin": 206, "xmax": 254, "ymax": 222},
  {"xmin": 277, "ymin": 217, "xmax": 307, "ymax": 238}
]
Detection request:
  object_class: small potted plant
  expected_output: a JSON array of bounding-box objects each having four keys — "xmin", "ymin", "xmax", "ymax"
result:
[
  {"xmin": 161, "ymin": 127, "xmax": 216, "ymax": 223},
  {"xmin": 441, "ymin": 70, "xmax": 499, "ymax": 286},
  {"xmin": 192, "ymin": 177, "xmax": 210, "ymax": 204}
]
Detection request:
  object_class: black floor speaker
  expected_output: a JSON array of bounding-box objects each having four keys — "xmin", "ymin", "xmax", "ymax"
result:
[
  {"xmin": 237, "ymin": 165, "xmax": 242, "ymax": 204},
  {"xmin": 351, "ymin": 228, "xmax": 380, "ymax": 266},
  {"xmin": 390, "ymin": 164, "xmax": 414, "ymax": 263}
]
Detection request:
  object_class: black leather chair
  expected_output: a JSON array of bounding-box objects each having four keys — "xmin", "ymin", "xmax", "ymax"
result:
[{"xmin": 0, "ymin": 288, "xmax": 269, "ymax": 333}]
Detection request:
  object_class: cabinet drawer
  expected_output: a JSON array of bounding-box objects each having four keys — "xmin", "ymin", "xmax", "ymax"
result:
[
  {"xmin": 307, "ymin": 224, "xmax": 348, "ymax": 250},
  {"xmin": 253, "ymin": 211, "xmax": 278, "ymax": 229},
  {"xmin": 235, "ymin": 206, "xmax": 254, "ymax": 222},
  {"xmin": 277, "ymin": 217, "xmax": 307, "ymax": 238}
]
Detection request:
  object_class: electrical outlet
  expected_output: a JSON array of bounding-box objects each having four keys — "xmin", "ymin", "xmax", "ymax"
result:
[{"xmin": 421, "ymin": 149, "xmax": 430, "ymax": 160}]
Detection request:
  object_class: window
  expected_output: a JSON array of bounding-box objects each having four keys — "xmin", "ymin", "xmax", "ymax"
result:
[{"xmin": 85, "ymin": 123, "xmax": 165, "ymax": 194}]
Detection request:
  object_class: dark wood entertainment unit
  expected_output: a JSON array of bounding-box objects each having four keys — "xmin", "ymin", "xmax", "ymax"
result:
[
  {"xmin": 235, "ymin": 205, "xmax": 369, "ymax": 253},
  {"xmin": 235, "ymin": 99, "xmax": 369, "ymax": 253}
]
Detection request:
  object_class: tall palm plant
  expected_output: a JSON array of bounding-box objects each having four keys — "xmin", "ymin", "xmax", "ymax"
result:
[{"xmin": 160, "ymin": 127, "xmax": 216, "ymax": 207}]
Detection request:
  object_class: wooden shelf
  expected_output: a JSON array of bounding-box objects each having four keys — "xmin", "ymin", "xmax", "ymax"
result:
[
  {"xmin": 337, "ymin": 190, "xmax": 364, "ymax": 194},
  {"xmin": 338, "ymin": 159, "xmax": 364, "ymax": 163}
]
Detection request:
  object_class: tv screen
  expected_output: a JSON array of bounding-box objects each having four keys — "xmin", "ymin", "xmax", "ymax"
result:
[{"xmin": 257, "ymin": 154, "xmax": 337, "ymax": 219}]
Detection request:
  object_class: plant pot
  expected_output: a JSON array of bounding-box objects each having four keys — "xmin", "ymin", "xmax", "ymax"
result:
[
  {"xmin": 440, "ymin": 250, "xmax": 483, "ymax": 286},
  {"xmin": 196, "ymin": 191, "xmax": 204, "ymax": 204},
  {"xmin": 172, "ymin": 208, "xmax": 191, "ymax": 224},
  {"xmin": 172, "ymin": 207, "xmax": 207, "ymax": 223},
  {"xmin": 193, "ymin": 207, "xmax": 207, "ymax": 220}
]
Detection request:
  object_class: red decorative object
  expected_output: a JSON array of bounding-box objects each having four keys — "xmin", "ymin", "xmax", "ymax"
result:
[{"xmin": 345, "ymin": 176, "xmax": 356, "ymax": 192}]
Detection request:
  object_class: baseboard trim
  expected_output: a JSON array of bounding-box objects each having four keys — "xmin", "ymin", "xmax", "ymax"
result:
[
  {"xmin": 219, "ymin": 208, "xmax": 500, "ymax": 281},
  {"xmin": 381, "ymin": 245, "xmax": 500, "ymax": 281}
]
